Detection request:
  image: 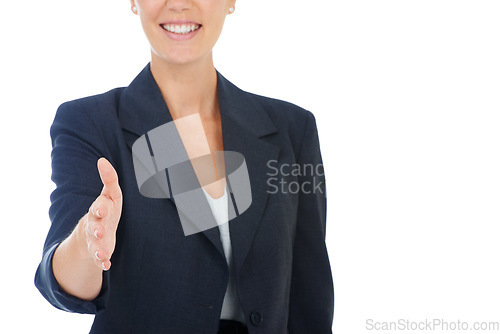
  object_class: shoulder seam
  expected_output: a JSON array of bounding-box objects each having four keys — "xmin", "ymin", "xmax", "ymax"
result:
[{"xmin": 295, "ymin": 111, "xmax": 314, "ymax": 163}]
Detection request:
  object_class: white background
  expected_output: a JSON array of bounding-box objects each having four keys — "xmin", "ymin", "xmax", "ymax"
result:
[{"xmin": 1, "ymin": 0, "xmax": 500, "ymax": 333}]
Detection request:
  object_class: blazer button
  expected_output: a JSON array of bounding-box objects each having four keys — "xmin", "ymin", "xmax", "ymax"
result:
[{"xmin": 250, "ymin": 311, "xmax": 264, "ymax": 326}]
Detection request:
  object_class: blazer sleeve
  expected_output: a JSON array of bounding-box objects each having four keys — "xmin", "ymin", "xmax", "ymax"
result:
[
  {"xmin": 34, "ymin": 101, "xmax": 110, "ymax": 314},
  {"xmin": 287, "ymin": 111, "xmax": 334, "ymax": 333}
]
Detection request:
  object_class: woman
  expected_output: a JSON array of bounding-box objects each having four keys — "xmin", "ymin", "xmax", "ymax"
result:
[{"xmin": 35, "ymin": 0, "xmax": 334, "ymax": 333}]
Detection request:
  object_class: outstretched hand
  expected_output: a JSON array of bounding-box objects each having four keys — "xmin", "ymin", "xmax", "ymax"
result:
[{"xmin": 82, "ymin": 158, "xmax": 123, "ymax": 271}]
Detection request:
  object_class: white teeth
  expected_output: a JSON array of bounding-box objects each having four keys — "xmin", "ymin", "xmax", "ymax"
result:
[{"xmin": 162, "ymin": 24, "xmax": 200, "ymax": 34}]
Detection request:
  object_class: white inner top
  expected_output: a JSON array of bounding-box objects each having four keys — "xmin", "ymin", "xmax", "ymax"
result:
[{"xmin": 201, "ymin": 185, "xmax": 247, "ymax": 324}]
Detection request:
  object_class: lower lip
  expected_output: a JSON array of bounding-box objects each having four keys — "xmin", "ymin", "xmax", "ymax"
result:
[{"xmin": 161, "ymin": 26, "xmax": 201, "ymax": 41}]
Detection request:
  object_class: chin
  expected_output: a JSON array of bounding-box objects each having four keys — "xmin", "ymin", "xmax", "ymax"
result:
[{"xmin": 158, "ymin": 49, "xmax": 202, "ymax": 66}]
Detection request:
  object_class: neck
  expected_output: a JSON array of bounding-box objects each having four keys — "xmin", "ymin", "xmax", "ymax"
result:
[{"xmin": 150, "ymin": 52, "xmax": 219, "ymax": 120}]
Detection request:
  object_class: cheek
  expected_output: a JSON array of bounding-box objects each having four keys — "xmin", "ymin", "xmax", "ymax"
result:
[
  {"xmin": 203, "ymin": 14, "xmax": 227, "ymax": 42},
  {"xmin": 138, "ymin": 11, "xmax": 162, "ymax": 41},
  {"xmin": 137, "ymin": 1, "xmax": 161, "ymax": 25},
  {"xmin": 139, "ymin": 18, "xmax": 156, "ymax": 43}
]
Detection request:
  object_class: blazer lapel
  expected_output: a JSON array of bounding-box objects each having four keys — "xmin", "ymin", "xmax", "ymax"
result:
[
  {"xmin": 118, "ymin": 63, "xmax": 280, "ymax": 272},
  {"xmin": 216, "ymin": 73, "xmax": 280, "ymax": 276}
]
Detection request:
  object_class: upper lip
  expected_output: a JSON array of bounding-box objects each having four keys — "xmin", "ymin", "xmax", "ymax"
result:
[{"xmin": 160, "ymin": 20, "xmax": 201, "ymax": 26}]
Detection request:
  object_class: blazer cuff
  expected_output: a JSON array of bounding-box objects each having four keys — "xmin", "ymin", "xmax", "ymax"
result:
[{"xmin": 35, "ymin": 242, "xmax": 106, "ymax": 314}]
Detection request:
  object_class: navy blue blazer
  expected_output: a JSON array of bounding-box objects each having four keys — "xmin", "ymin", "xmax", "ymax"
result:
[{"xmin": 35, "ymin": 63, "xmax": 334, "ymax": 333}]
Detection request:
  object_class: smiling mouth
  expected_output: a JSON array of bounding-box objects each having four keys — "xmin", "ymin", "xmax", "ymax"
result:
[{"xmin": 161, "ymin": 24, "xmax": 202, "ymax": 34}]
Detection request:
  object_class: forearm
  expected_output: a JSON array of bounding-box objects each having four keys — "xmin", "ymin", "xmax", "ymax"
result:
[{"xmin": 52, "ymin": 215, "xmax": 103, "ymax": 301}]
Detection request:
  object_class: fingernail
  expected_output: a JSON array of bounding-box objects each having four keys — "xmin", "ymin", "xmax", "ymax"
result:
[
  {"xmin": 94, "ymin": 230, "xmax": 99, "ymax": 238},
  {"xmin": 96, "ymin": 209, "xmax": 101, "ymax": 218},
  {"xmin": 101, "ymin": 262, "xmax": 107, "ymax": 270},
  {"xmin": 95, "ymin": 250, "xmax": 102, "ymax": 260}
]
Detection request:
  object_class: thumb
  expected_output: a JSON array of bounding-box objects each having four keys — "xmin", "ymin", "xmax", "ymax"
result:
[{"xmin": 97, "ymin": 157, "xmax": 122, "ymax": 201}]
